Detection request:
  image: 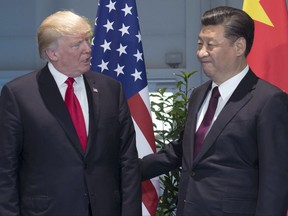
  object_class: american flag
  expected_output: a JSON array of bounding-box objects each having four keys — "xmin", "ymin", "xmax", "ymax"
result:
[{"xmin": 90, "ymin": 0, "xmax": 159, "ymax": 215}]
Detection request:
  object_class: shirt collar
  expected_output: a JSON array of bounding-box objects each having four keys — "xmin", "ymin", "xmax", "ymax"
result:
[
  {"xmin": 212, "ymin": 65, "xmax": 249, "ymax": 101},
  {"xmin": 48, "ymin": 62, "xmax": 84, "ymax": 87}
]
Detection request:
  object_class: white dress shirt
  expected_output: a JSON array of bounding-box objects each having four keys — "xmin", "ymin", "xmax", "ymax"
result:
[
  {"xmin": 196, "ymin": 65, "xmax": 249, "ymax": 133},
  {"xmin": 48, "ymin": 62, "xmax": 89, "ymax": 135}
]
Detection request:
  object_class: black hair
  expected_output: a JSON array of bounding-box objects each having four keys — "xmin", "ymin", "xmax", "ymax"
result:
[{"xmin": 201, "ymin": 6, "xmax": 254, "ymax": 56}]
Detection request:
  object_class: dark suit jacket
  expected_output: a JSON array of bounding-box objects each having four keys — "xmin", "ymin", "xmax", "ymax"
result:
[
  {"xmin": 142, "ymin": 70, "xmax": 288, "ymax": 216},
  {"xmin": 0, "ymin": 65, "xmax": 141, "ymax": 216}
]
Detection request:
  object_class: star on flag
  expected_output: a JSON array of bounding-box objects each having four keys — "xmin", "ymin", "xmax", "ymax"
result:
[{"xmin": 90, "ymin": 0, "xmax": 159, "ymax": 215}]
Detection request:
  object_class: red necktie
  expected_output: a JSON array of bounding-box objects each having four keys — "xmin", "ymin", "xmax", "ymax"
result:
[
  {"xmin": 65, "ymin": 77, "xmax": 87, "ymax": 152},
  {"xmin": 194, "ymin": 87, "xmax": 220, "ymax": 158}
]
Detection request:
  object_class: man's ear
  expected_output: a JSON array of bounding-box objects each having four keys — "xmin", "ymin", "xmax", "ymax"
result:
[
  {"xmin": 234, "ymin": 37, "xmax": 246, "ymax": 56},
  {"xmin": 45, "ymin": 48, "xmax": 59, "ymax": 62}
]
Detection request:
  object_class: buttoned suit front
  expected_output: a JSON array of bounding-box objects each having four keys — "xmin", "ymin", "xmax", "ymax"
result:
[
  {"xmin": 0, "ymin": 65, "xmax": 141, "ymax": 216},
  {"xmin": 142, "ymin": 70, "xmax": 288, "ymax": 216}
]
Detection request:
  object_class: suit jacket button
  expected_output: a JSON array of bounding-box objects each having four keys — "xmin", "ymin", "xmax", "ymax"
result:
[
  {"xmin": 191, "ymin": 171, "xmax": 196, "ymax": 177},
  {"xmin": 84, "ymin": 163, "xmax": 88, "ymax": 169}
]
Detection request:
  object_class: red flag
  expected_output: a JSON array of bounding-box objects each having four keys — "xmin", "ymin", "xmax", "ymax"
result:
[
  {"xmin": 243, "ymin": 0, "xmax": 288, "ymax": 92},
  {"xmin": 90, "ymin": 0, "xmax": 159, "ymax": 215}
]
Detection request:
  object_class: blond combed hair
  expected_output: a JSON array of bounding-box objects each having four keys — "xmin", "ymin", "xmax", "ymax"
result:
[{"xmin": 37, "ymin": 10, "xmax": 91, "ymax": 60}]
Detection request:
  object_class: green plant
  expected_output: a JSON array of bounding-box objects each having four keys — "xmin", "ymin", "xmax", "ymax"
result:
[{"xmin": 150, "ymin": 71, "xmax": 196, "ymax": 215}]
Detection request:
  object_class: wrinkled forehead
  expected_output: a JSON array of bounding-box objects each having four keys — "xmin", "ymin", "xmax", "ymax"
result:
[
  {"xmin": 57, "ymin": 32, "xmax": 90, "ymax": 45},
  {"xmin": 199, "ymin": 25, "xmax": 225, "ymax": 39},
  {"xmin": 62, "ymin": 31, "xmax": 91, "ymax": 38}
]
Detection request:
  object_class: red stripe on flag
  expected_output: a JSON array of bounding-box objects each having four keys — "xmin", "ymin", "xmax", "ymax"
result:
[
  {"xmin": 142, "ymin": 180, "xmax": 159, "ymax": 216},
  {"xmin": 91, "ymin": 0, "xmax": 159, "ymax": 214},
  {"xmin": 128, "ymin": 93, "xmax": 159, "ymax": 215},
  {"xmin": 128, "ymin": 93, "xmax": 156, "ymax": 152}
]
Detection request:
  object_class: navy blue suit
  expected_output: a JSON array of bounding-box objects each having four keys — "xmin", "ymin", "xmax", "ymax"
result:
[
  {"xmin": 142, "ymin": 70, "xmax": 288, "ymax": 216},
  {"xmin": 0, "ymin": 65, "xmax": 141, "ymax": 216}
]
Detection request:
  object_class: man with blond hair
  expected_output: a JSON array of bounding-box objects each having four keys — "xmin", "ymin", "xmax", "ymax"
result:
[{"xmin": 0, "ymin": 10, "xmax": 141, "ymax": 216}]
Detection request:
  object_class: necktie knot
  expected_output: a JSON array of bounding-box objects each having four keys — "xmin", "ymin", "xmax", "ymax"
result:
[
  {"xmin": 211, "ymin": 86, "xmax": 220, "ymax": 99},
  {"xmin": 65, "ymin": 77, "xmax": 75, "ymax": 87}
]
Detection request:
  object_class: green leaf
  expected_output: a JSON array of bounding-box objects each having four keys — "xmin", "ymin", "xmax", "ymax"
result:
[{"xmin": 151, "ymin": 71, "xmax": 196, "ymax": 215}]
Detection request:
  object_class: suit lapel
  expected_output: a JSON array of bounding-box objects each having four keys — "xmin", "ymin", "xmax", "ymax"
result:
[
  {"xmin": 184, "ymin": 81, "xmax": 212, "ymax": 167},
  {"xmin": 193, "ymin": 70, "xmax": 258, "ymax": 165},
  {"xmin": 37, "ymin": 65, "xmax": 84, "ymax": 156},
  {"xmin": 83, "ymin": 74, "xmax": 100, "ymax": 155}
]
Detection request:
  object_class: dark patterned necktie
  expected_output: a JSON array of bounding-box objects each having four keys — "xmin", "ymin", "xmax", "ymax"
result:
[
  {"xmin": 65, "ymin": 77, "xmax": 87, "ymax": 152},
  {"xmin": 194, "ymin": 87, "xmax": 220, "ymax": 158}
]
